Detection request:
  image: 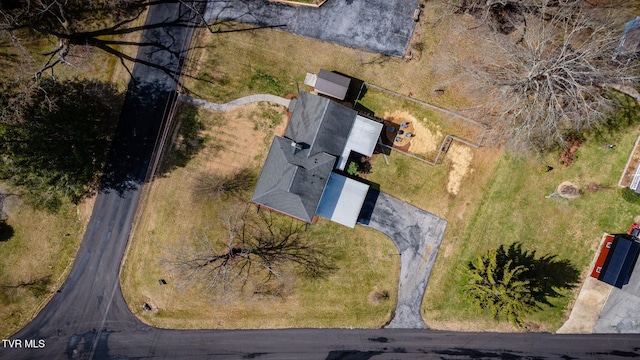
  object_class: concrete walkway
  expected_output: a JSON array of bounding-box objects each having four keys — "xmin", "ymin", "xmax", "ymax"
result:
[
  {"xmin": 358, "ymin": 191, "xmax": 447, "ymax": 328},
  {"xmin": 557, "ymin": 277, "xmax": 612, "ymax": 334},
  {"xmin": 178, "ymin": 94, "xmax": 290, "ymax": 112}
]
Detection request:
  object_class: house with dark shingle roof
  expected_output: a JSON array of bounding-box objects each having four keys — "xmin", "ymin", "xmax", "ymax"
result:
[{"xmin": 251, "ymin": 91, "xmax": 383, "ymax": 228}]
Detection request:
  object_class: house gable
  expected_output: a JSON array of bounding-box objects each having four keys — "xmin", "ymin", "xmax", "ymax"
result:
[
  {"xmin": 252, "ymin": 136, "xmax": 335, "ymax": 222},
  {"xmin": 284, "ymin": 91, "xmax": 357, "ymax": 158}
]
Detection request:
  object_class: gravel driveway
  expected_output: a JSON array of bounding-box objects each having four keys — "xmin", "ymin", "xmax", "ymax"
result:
[
  {"xmin": 358, "ymin": 190, "xmax": 447, "ymax": 328},
  {"xmin": 205, "ymin": 0, "xmax": 419, "ymax": 56}
]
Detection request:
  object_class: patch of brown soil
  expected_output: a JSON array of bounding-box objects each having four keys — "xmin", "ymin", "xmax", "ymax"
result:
[
  {"xmin": 446, "ymin": 143, "xmax": 474, "ymax": 195},
  {"xmin": 442, "ymin": 244, "xmax": 453, "ymax": 258},
  {"xmin": 368, "ymin": 287, "xmax": 390, "ymax": 305},
  {"xmin": 77, "ymin": 195, "xmax": 97, "ymax": 225},
  {"xmin": 383, "ymin": 110, "xmax": 442, "ymax": 154},
  {"xmin": 557, "ymin": 181, "xmax": 581, "ymax": 199},
  {"xmin": 559, "ymin": 137, "xmax": 583, "ymax": 168}
]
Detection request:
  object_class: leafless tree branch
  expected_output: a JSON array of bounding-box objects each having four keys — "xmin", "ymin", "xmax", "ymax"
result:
[
  {"xmin": 454, "ymin": 0, "xmax": 640, "ymax": 153},
  {"xmin": 167, "ymin": 204, "xmax": 335, "ymax": 297}
]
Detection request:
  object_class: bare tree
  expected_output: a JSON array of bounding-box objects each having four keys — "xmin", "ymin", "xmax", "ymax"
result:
[
  {"xmin": 0, "ymin": 0, "xmax": 208, "ymax": 80},
  {"xmin": 0, "ymin": 0, "xmax": 279, "ymax": 82},
  {"xmin": 454, "ymin": 0, "xmax": 639, "ymax": 153},
  {"xmin": 168, "ymin": 204, "xmax": 335, "ymax": 296}
]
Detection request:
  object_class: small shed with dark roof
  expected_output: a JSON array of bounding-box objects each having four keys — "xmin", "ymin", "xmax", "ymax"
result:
[{"xmin": 314, "ymin": 69, "xmax": 351, "ymax": 100}]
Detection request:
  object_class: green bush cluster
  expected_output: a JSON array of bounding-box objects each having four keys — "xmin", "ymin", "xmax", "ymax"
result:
[{"xmin": 620, "ymin": 187, "xmax": 640, "ymax": 205}]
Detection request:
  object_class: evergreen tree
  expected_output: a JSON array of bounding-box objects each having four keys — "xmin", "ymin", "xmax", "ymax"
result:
[{"xmin": 465, "ymin": 247, "xmax": 538, "ymax": 326}]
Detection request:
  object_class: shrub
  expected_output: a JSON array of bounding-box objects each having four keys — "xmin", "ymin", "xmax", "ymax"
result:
[
  {"xmin": 346, "ymin": 161, "xmax": 359, "ymax": 176},
  {"xmin": 620, "ymin": 187, "xmax": 640, "ymax": 205}
]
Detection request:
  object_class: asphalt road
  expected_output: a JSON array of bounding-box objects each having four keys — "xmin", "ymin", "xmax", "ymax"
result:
[{"xmin": 3, "ymin": 1, "xmax": 640, "ymax": 359}]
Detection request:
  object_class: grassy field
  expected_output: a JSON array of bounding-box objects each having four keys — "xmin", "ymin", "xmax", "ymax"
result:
[
  {"xmin": 121, "ymin": 105, "xmax": 399, "ymax": 328},
  {"xmin": 184, "ymin": 7, "xmax": 477, "ymax": 111},
  {"xmin": 424, "ymin": 119, "xmax": 640, "ymax": 331},
  {"xmin": 0, "ymin": 195, "xmax": 88, "ymax": 339}
]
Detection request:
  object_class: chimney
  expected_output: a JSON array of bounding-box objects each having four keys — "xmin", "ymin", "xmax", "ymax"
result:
[{"xmin": 291, "ymin": 141, "xmax": 303, "ymax": 155}]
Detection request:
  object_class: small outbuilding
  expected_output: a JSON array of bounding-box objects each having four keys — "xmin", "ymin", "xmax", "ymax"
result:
[
  {"xmin": 304, "ymin": 69, "xmax": 351, "ymax": 100},
  {"xmin": 592, "ymin": 234, "xmax": 640, "ymax": 289}
]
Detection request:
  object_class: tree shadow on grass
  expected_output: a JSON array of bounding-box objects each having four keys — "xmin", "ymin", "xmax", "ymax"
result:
[
  {"xmin": 0, "ymin": 220, "xmax": 13, "ymax": 241},
  {"xmin": 591, "ymin": 93, "xmax": 640, "ymax": 141},
  {"xmin": 157, "ymin": 103, "xmax": 207, "ymax": 176},
  {"xmin": 497, "ymin": 243, "xmax": 580, "ymax": 306},
  {"xmin": 0, "ymin": 78, "xmax": 123, "ymax": 211}
]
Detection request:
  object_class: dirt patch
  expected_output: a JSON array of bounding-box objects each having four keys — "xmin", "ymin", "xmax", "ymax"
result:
[
  {"xmin": 559, "ymin": 136, "xmax": 583, "ymax": 168},
  {"xmin": 442, "ymin": 244, "xmax": 453, "ymax": 258},
  {"xmin": 383, "ymin": 110, "xmax": 442, "ymax": 154},
  {"xmin": 368, "ymin": 287, "xmax": 390, "ymax": 305},
  {"xmin": 200, "ymin": 104, "xmax": 287, "ymax": 176},
  {"xmin": 446, "ymin": 143, "xmax": 474, "ymax": 195},
  {"xmin": 77, "ymin": 195, "xmax": 97, "ymax": 225}
]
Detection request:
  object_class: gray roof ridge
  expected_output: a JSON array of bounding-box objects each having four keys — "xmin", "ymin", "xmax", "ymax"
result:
[
  {"xmin": 310, "ymin": 95, "xmax": 330, "ymax": 151},
  {"xmin": 287, "ymin": 166, "xmax": 299, "ymax": 191}
]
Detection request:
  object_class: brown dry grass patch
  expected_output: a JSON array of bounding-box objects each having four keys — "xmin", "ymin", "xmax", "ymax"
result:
[{"xmin": 446, "ymin": 143, "xmax": 474, "ymax": 195}]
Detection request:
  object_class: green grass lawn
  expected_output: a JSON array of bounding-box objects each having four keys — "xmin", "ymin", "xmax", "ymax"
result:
[
  {"xmin": 423, "ymin": 120, "xmax": 640, "ymax": 331},
  {"xmin": 0, "ymin": 199, "xmax": 85, "ymax": 338}
]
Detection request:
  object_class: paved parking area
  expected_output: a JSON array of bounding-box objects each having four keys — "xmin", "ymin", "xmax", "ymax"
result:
[
  {"xmin": 358, "ymin": 190, "xmax": 447, "ymax": 328},
  {"xmin": 593, "ymin": 256, "xmax": 640, "ymax": 333},
  {"xmin": 205, "ymin": 0, "xmax": 419, "ymax": 56}
]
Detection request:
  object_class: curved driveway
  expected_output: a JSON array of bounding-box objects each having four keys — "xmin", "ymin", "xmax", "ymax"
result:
[
  {"xmin": 358, "ymin": 191, "xmax": 447, "ymax": 328},
  {"xmin": 3, "ymin": 1, "xmax": 640, "ymax": 359}
]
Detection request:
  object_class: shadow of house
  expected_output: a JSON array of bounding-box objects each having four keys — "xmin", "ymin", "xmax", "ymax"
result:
[
  {"xmin": 331, "ymin": 71, "xmax": 367, "ymax": 105},
  {"xmin": 252, "ymin": 91, "xmax": 383, "ymax": 228}
]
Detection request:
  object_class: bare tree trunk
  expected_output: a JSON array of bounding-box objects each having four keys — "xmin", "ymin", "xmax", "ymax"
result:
[{"xmin": 167, "ymin": 204, "xmax": 335, "ymax": 296}]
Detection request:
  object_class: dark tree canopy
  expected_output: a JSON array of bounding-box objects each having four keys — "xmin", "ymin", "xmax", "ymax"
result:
[{"xmin": 0, "ymin": 78, "xmax": 122, "ymax": 211}]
